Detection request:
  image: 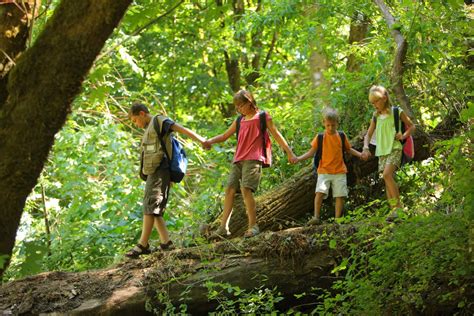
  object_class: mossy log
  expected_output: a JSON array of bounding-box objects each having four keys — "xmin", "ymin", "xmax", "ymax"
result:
[{"xmin": 0, "ymin": 225, "xmax": 352, "ymax": 315}]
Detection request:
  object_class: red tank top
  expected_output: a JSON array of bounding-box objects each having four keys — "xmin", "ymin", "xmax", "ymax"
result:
[{"xmin": 233, "ymin": 112, "xmax": 271, "ymax": 164}]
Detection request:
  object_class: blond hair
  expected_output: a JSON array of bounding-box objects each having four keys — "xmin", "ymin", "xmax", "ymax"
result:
[
  {"xmin": 368, "ymin": 85, "xmax": 391, "ymax": 110},
  {"xmin": 322, "ymin": 107, "xmax": 339, "ymax": 122}
]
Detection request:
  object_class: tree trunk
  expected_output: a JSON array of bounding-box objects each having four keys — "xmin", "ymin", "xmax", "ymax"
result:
[
  {"xmin": 0, "ymin": 225, "xmax": 349, "ymax": 315},
  {"xmin": 0, "ymin": 0, "xmax": 132, "ymax": 278},
  {"xmin": 346, "ymin": 12, "xmax": 369, "ymax": 72},
  {"xmin": 373, "ymin": 0, "xmax": 413, "ymax": 118}
]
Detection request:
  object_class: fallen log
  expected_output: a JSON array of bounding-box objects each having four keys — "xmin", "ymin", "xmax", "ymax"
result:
[{"xmin": 0, "ymin": 225, "xmax": 354, "ymax": 315}]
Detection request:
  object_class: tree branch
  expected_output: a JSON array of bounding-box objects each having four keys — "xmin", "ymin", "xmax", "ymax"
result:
[{"xmin": 373, "ymin": 0, "xmax": 414, "ymax": 118}]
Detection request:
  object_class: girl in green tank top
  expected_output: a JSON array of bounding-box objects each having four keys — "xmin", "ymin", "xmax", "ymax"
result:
[{"xmin": 361, "ymin": 86, "xmax": 415, "ymax": 221}]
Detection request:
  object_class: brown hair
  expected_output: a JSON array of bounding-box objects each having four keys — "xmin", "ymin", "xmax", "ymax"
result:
[
  {"xmin": 233, "ymin": 89, "xmax": 258, "ymax": 111},
  {"xmin": 129, "ymin": 102, "xmax": 149, "ymax": 116}
]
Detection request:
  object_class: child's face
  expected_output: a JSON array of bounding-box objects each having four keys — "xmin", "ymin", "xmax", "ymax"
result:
[
  {"xmin": 235, "ymin": 100, "xmax": 254, "ymax": 115},
  {"xmin": 369, "ymin": 95, "xmax": 388, "ymax": 112},
  {"xmin": 130, "ymin": 111, "xmax": 148, "ymax": 129},
  {"xmin": 323, "ymin": 118, "xmax": 338, "ymax": 134}
]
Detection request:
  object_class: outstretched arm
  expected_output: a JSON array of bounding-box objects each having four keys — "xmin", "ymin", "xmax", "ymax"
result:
[
  {"xmin": 349, "ymin": 148, "xmax": 363, "ymax": 159},
  {"xmin": 204, "ymin": 120, "xmax": 237, "ymax": 147},
  {"xmin": 266, "ymin": 118, "xmax": 296, "ymax": 162},
  {"xmin": 171, "ymin": 123, "xmax": 206, "ymax": 144},
  {"xmin": 362, "ymin": 118, "xmax": 376, "ymax": 160},
  {"xmin": 296, "ymin": 147, "xmax": 317, "ymax": 163}
]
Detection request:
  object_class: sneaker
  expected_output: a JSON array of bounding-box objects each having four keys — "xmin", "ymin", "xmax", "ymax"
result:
[
  {"xmin": 243, "ymin": 225, "xmax": 260, "ymax": 238},
  {"xmin": 307, "ymin": 217, "xmax": 321, "ymax": 226},
  {"xmin": 209, "ymin": 226, "xmax": 230, "ymax": 240}
]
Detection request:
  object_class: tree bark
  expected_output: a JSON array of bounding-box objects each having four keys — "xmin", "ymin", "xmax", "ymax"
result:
[
  {"xmin": 0, "ymin": 0, "xmax": 132, "ymax": 278},
  {"xmin": 346, "ymin": 12, "xmax": 369, "ymax": 72},
  {"xmin": 373, "ymin": 0, "xmax": 414, "ymax": 118},
  {"xmin": 0, "ymin": 225, "xmax": 348, "ymax": 315},
  {"xmin": 0, "ymin": 1, "xmax": 38, "ymax": 105}
]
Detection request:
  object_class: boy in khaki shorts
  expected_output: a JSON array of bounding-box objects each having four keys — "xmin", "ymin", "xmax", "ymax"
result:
[{"xmin": 294, "ymin": 108, "xmax": 362, "ymax": 224}]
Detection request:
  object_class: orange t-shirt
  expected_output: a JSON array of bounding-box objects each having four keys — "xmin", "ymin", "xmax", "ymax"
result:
[{"xmin": 311, "ymin": 131, "xmax": 351, "ymax": 174}]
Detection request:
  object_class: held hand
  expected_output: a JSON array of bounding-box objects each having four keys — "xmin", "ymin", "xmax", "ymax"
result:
[
  {"xmin": 289, "ymin": 155, "xmax": 299, "ymax": 164},
  {"xmin": 395, "ymin": 132, "xmax": 404, "ymax": 141},
  {"xmin": 361, "ymin": 150, "xmax": 370, "ymax": 161},
  {"xmin": 202, "ymin": 140, "xmax": 212, "ymax": 150}
]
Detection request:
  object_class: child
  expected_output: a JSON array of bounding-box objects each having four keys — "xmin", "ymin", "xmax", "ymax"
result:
[
  {"xmin": 204, "ymin": 89, "xmax": 297, "ymax": 238},
  {"xmin": 294, "ymin": 108, "xmax": 362, "ymax": 224},
  {"xmin": 126, "ymin": 102, "xmax": 207, "ymax": 258},
  {"xmin": 361, "ymin": 85, "xmax": 415, "ymax": 221}
]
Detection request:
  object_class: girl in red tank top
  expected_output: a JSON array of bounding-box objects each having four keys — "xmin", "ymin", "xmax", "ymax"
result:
[{"xmin": 204, "ymin": 90, "xmax": 296, "ymax": 239}]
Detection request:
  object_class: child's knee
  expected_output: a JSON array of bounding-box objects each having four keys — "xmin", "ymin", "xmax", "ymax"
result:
[
  {"xmin": 382, "ymin": 169, "xmax": 394, "ymax": 181},
  {"xmin": 241, "ymin": 186, "xmax": 254, "ymax": 197},
  {"xmin": 225, "ymin": 186, "xmax": 237, "ymax": 196}
]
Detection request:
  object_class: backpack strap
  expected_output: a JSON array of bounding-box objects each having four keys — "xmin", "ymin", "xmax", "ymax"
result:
[
  {"xmin": 393, "ymin": 106, "xmax": 400, "ymax": 133},
  {"xmin": 338, "ymin": 131, "xmax": 346, "ymax": 158},
  {"xmin": 259, "ymin": 111, "xmax": 267, "ymax": 160},
  {"xmin": 314, "ymin": 132, "xmax": 324, "ymax": 169},
  {"xmin": 235, "ymin": 115, "xmax": 244, "ymax": 141},
  {"xmin": 153, "ymin": 115, "xmax": 172, "ymax": 162}
]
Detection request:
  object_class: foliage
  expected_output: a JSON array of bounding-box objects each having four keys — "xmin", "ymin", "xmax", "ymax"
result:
[
  {"xmin": 5, "ymin": 1, "xmax": 472, "ymax": 313},
  {"xmin": 205, "ymin": 281, "xmax": 284, "ymax": 314}
]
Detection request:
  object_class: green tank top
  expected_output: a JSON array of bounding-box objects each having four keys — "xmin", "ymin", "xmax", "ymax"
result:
[{"xmin": 375, "ymin": 108, "xmax": 402, "ymax": 157}]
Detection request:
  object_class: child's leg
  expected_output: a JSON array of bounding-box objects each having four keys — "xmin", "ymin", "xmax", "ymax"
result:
[
  {"xmin": 240, "ymin": 161, "xmax": 262, "ymax": 230},
  {"xmin": 154, "ymin": 216, "xmax": 170, "ymax": 244},
  {"xmin": 382, "ymin": 164, "xmax": 401, "ymax": 208},
  {"xmin": 335, "ymin": 197, "xmax": 344, "ymax": 218},
  {"xmin": 314, "ymin": 192, "xmax": 324, "ymax": 219},
  {"xmin": 138, "ymin": 214, "xmax": 155, "ymax": 247},
  {"xmin": 241, "ymin": 187, "xmax": 256, "ymax": 228},
  {"xmin": 220, "ymin": 186, "xmax": 236, "ymax": 230},
  {"xmin": 332, "ymin": 174, "xmax": 348, "ymax": 219}
]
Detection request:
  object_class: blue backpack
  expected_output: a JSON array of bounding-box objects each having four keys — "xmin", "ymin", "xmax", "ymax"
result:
[
  {"xmin": 313, "ymin": 131, "xmax": 346, "ymax": 174},
  {"xmin": 153, "ymin": 116, "xmax": 188, "ymax": 183}
]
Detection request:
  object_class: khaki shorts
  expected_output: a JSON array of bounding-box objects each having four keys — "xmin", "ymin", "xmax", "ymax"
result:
[
  {"xmin": 227, "ymin": 160, "xmax": 262, "ymax": 192},
  {"xmin": 315, "ymin": 173, "xmax": 348, "ymax": 199},
  {"xmin": 378, "ymin": 148, "xmax": 402, "ymax": 173},
  {"xmin": 143, "ymin": 167, "xmax": 170, "ymax": 216}
]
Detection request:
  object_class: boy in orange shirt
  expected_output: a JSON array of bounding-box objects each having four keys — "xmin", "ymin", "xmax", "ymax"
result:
[{"xmin": 294, "ymin": 108, "xmax": 362, "ymax": 224}]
